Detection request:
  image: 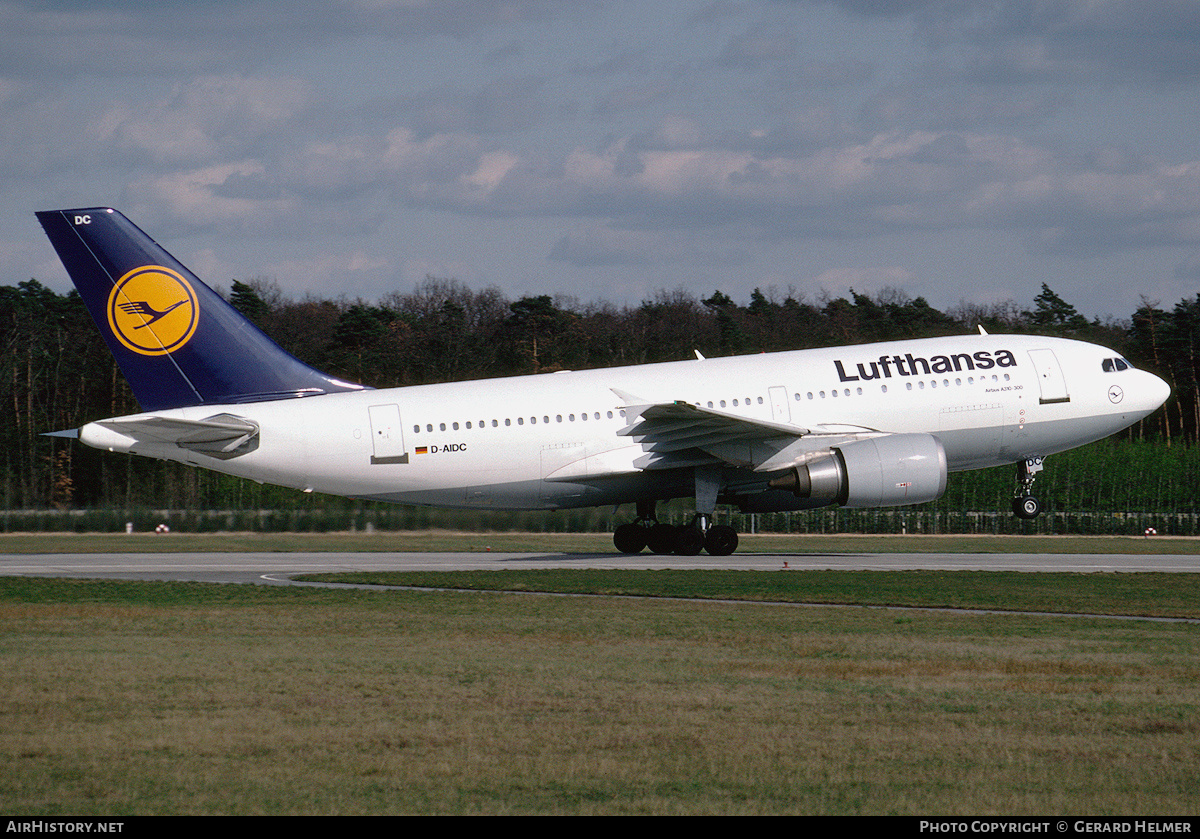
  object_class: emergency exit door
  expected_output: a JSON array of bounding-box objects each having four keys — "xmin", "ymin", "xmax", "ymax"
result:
[
  {"xmin": 368, "ymin": 404, "xmax": 409, "ymax": 464},
  {"xmin": 1027, "ymin": 349, "xmax": 1070, "ymax": 405}
]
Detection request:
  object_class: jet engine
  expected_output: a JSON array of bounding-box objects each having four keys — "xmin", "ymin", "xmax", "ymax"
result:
[{"xmin": 767, "ymin": 433, "xmax": 947, "ymax": 507}]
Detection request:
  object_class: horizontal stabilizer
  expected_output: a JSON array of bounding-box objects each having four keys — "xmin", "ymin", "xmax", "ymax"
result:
[{"xmin": 83, "ymin": 413, "xmax": 259, "ymax": 459}]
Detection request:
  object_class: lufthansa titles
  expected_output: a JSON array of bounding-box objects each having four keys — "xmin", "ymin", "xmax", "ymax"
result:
[{"xmin": 834, "ymin": 349, "xmax": 1018, "ymax": 383}]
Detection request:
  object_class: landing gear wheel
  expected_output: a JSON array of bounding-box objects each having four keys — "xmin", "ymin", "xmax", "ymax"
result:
[
  {"xmin": 674, "ymin": 524, "xmax": 705, "ymax": 556},
  {"xmin": 1012, "ymin": 495, "xmax": 1041, "ymax": 520},
  {"xmin": 1012, "ymin": 458, "xmax": 1044, "ymax": 520},
  {"xmin": 613, "ymin": 523, "xmax": 647, "ymax": 554},
  {"xmin": 646, "ymin": 523, "xmax": 678, "ymax": 555},
  {"xmin": 704, "ymin": 524, "xmax": 739, "ymax": 556}
]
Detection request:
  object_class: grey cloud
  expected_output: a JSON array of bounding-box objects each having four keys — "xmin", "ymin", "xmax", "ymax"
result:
[
  {"xmin": 718, "ymin": 22, "xmax": 799, "ymax": 70},
  {"xmin": 858, "ymin": 84, "xmax": 1071, "ymax": 132},
  {"xmin": 1173, "ymin": 257, "xmax": 1200, "ymax": 282},
  {"xmin": 90, "ymin": 75, "xmax": 312, "ymax": 167},
  {"xmin": 404, "ymin": 127, "xmax": 1200, "ymax": 258},
  {"xmin": 379, "ymin": 76, "xmax": 577, "ymax": 138},
  {"xmin": 0, "ymin": 0, "xmax": 587, "ymax": 78},
  {"xmin": 822, "ymin": 0, "xmax": 1200, "ymax": 83},
  {"xmin": 549, "ymin": 227, "xmax": 751, "ymax": 268}
]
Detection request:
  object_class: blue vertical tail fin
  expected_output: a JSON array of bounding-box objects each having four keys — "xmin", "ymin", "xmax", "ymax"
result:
[{"xmin": 36, "ymin": 207, "xmax": 365, "ymax": 412}]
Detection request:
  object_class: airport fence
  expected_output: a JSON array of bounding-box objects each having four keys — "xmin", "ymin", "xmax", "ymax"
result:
[
  {"xmin": 1, "ymin": 505, "xmax": 1197, "ymax": 536},
  {"xmin": 705, "ymin": 508, "xmax": 1200, "ymax": 537}
]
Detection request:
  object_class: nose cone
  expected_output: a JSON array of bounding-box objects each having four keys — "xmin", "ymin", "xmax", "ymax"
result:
[{"xmin": 1140, "ymin": 371, "xmax": 1172, "ymax": 416}]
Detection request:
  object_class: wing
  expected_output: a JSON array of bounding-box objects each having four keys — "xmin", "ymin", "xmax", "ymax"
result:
[{"xmin": 613, "ymin": 388, "xmax": 878, "ymax": 472}]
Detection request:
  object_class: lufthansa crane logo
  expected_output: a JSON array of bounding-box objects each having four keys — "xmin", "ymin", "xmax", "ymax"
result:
[{"xmin": 106, "ymin": 266, "xmax": 199, "ymax": 356}]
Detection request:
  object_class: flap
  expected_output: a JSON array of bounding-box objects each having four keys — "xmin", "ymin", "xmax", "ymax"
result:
[
  {"xmin": 611, "ymin": 388, "xmax": 886, "ymax": 472},
  {"xmin": 613, "ymin": 389, "xmax": 806, "ymax": 471}
]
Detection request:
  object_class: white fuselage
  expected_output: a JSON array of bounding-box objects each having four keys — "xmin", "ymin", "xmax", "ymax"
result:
[{"xmin": 80, "ymin": 334, "xmax": 1170, "ymax": 511}]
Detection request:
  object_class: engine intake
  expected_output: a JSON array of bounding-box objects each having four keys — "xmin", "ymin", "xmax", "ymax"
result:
[{"xmin": 768, "ymin": 433, "xmax": 947, "ymax": 507}]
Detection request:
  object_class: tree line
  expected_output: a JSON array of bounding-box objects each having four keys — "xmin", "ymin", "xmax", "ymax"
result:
[{"xmin": 1, "ymin": 274, "xmax": 1195, "ymax": 512}]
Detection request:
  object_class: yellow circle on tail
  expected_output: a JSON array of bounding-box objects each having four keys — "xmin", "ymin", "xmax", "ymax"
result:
[{"xmin": 106, "ymin": 266, "xmax": 199, "ymax": 356}]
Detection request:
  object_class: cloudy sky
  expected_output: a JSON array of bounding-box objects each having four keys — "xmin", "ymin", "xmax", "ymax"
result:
[{"xmin": 5, "ymin": 0, "xmax": 1200, "ymax": 321}]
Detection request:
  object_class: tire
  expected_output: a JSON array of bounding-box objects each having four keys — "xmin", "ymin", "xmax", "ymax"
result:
[
  {"xmin": 646, "ymin": 523, "xmax": 678, "ymax": 555},
  {"xmin": 613, "ymin": 523, "xmax": 647, "ymax": 554},
  {"xmin": 1012, "ymin": 495, "xmax": 1041, "ymax": 519},
  {"xmin": 674, "ymin": 525, "xmax": 705, "ymax": 556},
  {"xmin": 704, "ymin": 524, "xmax": 739, "ymax": 556}
]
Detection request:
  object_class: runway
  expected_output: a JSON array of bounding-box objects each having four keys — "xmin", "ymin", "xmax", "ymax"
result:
[{"xmin": 1, "ymin": 550, "xmax": 1198, "ymax": 586}]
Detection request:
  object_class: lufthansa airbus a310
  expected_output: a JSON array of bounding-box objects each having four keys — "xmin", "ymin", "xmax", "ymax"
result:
[{"xmin": 37, "ymin": 208, "xmax": 1171, "ymax": 555}]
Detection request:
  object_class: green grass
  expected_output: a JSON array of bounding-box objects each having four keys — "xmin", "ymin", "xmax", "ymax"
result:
[
  {"xmin": 2, "ymin": 574, "xmax": 1199, "ymax": 815},
  {"xmin": 297, "ymin": 569, "xmax": 1200, "ymax": 620}
]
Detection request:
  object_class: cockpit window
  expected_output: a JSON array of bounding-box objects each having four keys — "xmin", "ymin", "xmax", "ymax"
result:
[{"xmin": 1102, "ymin": 357, "xmax": 1132, "ymax": 373}]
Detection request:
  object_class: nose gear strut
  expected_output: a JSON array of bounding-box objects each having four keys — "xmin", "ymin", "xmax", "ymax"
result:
[{"xmin": 1012, "ymin": 457, "xmax": 1043, "ymax": 519}]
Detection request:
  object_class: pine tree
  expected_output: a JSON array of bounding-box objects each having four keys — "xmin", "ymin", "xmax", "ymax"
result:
[
  {"xmin": 229, "ymin": 280, "xmax": 270, "ymax": 324},
  {"xmin": 1027, "ymin": 283, "xmax": 1088, "ymax": 332}
]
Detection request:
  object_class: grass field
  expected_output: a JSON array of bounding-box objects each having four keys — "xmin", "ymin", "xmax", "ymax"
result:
[
  {"xmin": 299, "ymin": 568, "xmax": 1200, "ymax": 620},
  {"xmin": 3, "ymin": 569, "xmax": 1199, "ymax": 815}
]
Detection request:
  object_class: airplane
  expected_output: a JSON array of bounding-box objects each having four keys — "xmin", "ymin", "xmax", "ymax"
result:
[{"xmin": 37, "ymin": 207, "xmax": 1171, "ymax": 555}]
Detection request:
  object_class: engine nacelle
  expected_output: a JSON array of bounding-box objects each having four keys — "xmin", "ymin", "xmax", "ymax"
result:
[{"xmin": 767, "ymin": 433, "xmax": 947, "ymax": 508}]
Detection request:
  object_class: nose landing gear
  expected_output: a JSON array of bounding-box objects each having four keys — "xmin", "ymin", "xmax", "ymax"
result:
[{"xmin": 1012, "ymin": 457, "xmax": 1044, "ymax": 520}]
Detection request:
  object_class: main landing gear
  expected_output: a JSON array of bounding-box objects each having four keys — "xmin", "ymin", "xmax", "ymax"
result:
[
  {"xmin": 1012, "ymin": 457, "xmax": 1044, "ymax": 520},
  {"xmin": 613, "ymin": 498, "xmax": 740, "ymax": 556}
]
